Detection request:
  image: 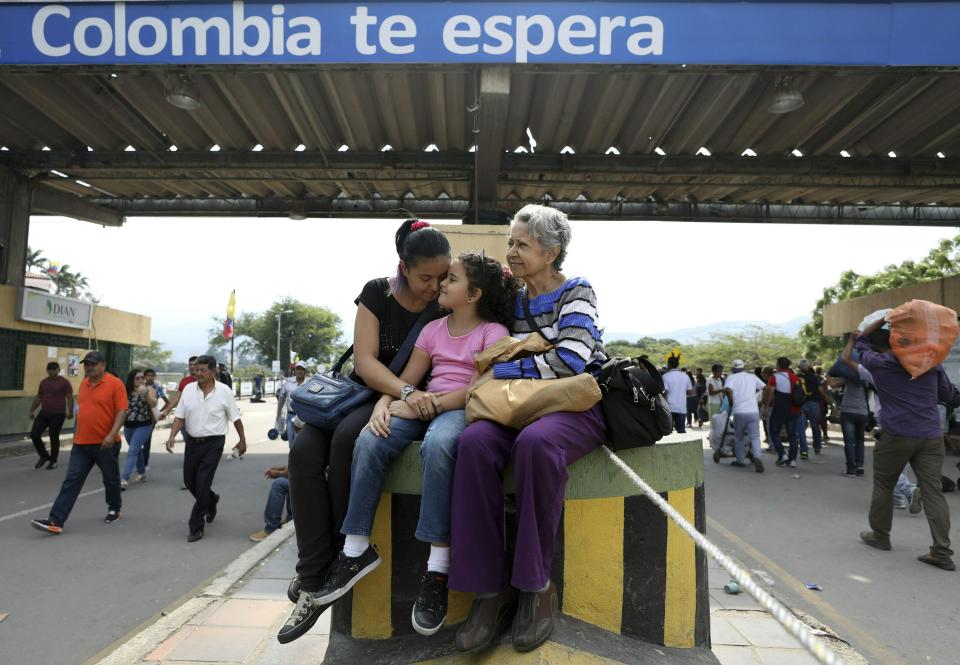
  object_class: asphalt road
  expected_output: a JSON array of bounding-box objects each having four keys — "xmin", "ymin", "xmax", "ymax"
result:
[
  {"xmin": 0, "ymin": 400, "xmax": 292, "ymax": 665},
  {"xmin": 702, "ymin": 431, "xmax": 960, "ymax": 665}
]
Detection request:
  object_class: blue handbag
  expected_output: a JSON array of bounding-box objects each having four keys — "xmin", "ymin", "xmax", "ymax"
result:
[{"xmin": 289, "ymin": 306, "xmax": 434, "ymax": 430}]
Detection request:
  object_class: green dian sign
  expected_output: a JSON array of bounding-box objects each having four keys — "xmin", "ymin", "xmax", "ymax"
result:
[{"xmin": 17, "ymin": 288, "xmax": 94, "ymax": 330}]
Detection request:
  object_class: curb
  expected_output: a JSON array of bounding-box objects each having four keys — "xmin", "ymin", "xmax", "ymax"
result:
[{"xmin": 92, "ymin": 522, "xmax": 296, "ymax": 665}]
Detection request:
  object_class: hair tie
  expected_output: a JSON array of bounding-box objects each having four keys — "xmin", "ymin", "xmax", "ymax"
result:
[{"xmin": 410, "ymin": 220, "xmax": 430, "ymax": 231}]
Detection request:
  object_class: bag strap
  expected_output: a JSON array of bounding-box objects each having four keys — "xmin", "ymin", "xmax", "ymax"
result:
[
  {"xmin": 522, "ymin": 292, "xmax": 555, "ymax": 343},
  {"xmin": 387, "ymin": 304, "xmax": 436, "ymax": 375},
  {"xmin": 329, "ymin": 304, "xmax": 436, "ymax": 376}
]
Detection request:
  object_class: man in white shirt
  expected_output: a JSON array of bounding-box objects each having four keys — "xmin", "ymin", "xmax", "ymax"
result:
[
  {"xmin": 662, "ymin": 355, "xmax": 695, "ymax": 433},
  {"xmin": 277, "ymin": 360, "xmax": 309, "ymax": 443},
  {"xmin": 166, "ymin": 355, "xmax": 247, "ymax": 542},
  {"xmin": 723, "ymin": 359, "xmax": 766, "ymax": 472}
]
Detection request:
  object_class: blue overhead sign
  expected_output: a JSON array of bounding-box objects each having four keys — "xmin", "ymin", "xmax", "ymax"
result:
[{"xmin": 0, "ymin": 1, "xmax": 957, "ymax": 66}]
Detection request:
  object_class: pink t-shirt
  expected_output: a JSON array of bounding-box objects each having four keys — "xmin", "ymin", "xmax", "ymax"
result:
[{"xmin": 415, "ymin": 317, "xmax": 509, "ymax": 393}]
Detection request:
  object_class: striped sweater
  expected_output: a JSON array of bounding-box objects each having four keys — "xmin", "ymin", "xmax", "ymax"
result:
[{"xmin": 492, "ymin": 277, "xmax": 606, "ymax": 379}]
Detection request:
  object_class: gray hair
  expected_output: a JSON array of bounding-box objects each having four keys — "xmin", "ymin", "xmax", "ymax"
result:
[{"xmin": 513, "ymin": 204, "xmax": 571, "ymax": 271}]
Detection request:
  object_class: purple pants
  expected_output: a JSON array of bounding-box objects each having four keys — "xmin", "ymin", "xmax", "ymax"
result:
[{"xmin": 449, "ymin": 405, "xmax": 606, "ymax": 593}]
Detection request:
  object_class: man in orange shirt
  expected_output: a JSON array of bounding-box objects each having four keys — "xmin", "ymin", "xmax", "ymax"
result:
[{"xmin": 31, "ymin": 351, "xmax": 128, "ymax": 534}]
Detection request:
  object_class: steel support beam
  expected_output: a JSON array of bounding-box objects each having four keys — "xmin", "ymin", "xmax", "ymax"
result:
[
  {"xmin": 5, "ymin": 151, "xmax": 960, "ymax": 179},
  {"xmin": 88, "ymin": 196, "xmax": 960, "ymax": 226},
  {"xmin": 472, "ymin": 67, "xmax": 511, "ymax": 215},
  {"xmin": 32, "ymin": 184, "xmax": 125, "ymax": 226},
  {"xmin": 0, "ymin": 165, "xmax": 30, "ymax": 286}
]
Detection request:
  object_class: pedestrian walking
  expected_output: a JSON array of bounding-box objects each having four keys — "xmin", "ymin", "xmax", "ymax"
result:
[
  {"xmin": 165, "ymin": 355, "xmax": 246, "ymax": 542},
  {"xmin": 723, "ymin": 359, "xmax": 766, "ymax": 472},
  {"xmin": 663, "ymin": 355, "xmax": 694, "ymax": 433},
  {"xmin": 706, "ymin": 364, "xmax": 725, "ymax": 419},
  {"xmin": 30, "ymin": 351, "xmax": 127, "ymax": 534},
  {"xmin": 158, "ymin": 356, "xmax": 198, "ymax": 419},
  {"xmin": 217, "ymin": 362, "xmax": 233, "ymax": 388},
  {"xmin": 277, "ymin": 360, "xmax": 309, "ymax": 442},
  {"xmin": 796, "ymin": 359, "xmax": 829, "ymax": 458},
  {"xmin": 120, "ymin": 369, "xmax": 157, "ymax": 489},
  {"xmin": 851, "ymin": 320, "xmax": 959, "ymax": 571},
  {"xmin": 141, "ymin": 368, "xmax": 168, "ymax": 470},
  {"xmin": 28, "ymin": 361, "xmax": 74, "ymax": 470},
  {"xmin": 764, "ymin": 357, "xmax": 801, "ymax": 467}
]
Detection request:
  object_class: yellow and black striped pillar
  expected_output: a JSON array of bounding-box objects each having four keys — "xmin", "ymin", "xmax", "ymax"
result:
[{"xmin": 326, "ymin": 435, "xmax": 710, "ymax": 663}]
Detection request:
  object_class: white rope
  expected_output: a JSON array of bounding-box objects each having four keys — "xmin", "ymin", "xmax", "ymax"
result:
[{"xmin": 600, "ymin": 446, "xmax": 839, "ymax": 665}]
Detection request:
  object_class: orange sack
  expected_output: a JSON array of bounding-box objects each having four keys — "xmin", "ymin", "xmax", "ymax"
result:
[{"xmin": 885, "ymin": 299, "xmax": 959, "ymax": 379}]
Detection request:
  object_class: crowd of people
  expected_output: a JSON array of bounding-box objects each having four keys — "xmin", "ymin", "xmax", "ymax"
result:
[{"xmin": 22, "ymin": 204, "xmax": 959, "ymax": 660}]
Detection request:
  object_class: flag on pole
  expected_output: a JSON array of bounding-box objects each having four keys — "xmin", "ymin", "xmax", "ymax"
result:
[{"xmin": 223, "ymin": 290, "xmax": 236, "ymax": 340}]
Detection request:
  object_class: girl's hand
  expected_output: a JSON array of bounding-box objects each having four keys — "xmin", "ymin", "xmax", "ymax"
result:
[
  {"xmin": 368, "ymin": 400, "xmax": 392, "ymax": 437},
  {"xmin": 388, "ymin": 400, "xmax": 418, "ymax": 420},
  {"xmin": 406, "ymin": 390, "xmax": 441, "ymax": 420}
]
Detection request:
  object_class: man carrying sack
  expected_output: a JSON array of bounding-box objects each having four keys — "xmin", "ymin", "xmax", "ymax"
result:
[{"xmin": 853, "ymin": 305, "xmax": 960, "ymax": 571}]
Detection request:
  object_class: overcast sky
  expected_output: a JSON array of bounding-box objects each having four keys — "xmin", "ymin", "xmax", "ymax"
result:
[{"xmin": 28, "ymin": 216, "xmax": 957, "ymax": 361}]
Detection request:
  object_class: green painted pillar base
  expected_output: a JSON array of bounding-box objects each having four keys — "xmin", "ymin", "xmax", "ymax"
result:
[{"xmin": 322, "ymin": 615, "xmax": 718, "ymax": 665}]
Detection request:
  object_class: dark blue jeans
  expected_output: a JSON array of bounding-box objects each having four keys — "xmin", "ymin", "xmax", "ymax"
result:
[
  {"xmin": 264, "ymin": 477, "xmax": 291, "ymax": 532},
  {"xmin": 50, "ymin": 443, "xmax": 122, "ymax": 525},
  {"xmin": 769, "ymin": 408, "xmax": 799, "ymax": 461},
  {"xmin": 841, "ymin": 412, "xmax": 868, "ymax": 472}
]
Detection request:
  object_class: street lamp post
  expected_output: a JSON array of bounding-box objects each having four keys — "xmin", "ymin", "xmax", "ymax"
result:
[{"xmin": 276, "ymin": 309, "xmax": 294, "ymax": 376}]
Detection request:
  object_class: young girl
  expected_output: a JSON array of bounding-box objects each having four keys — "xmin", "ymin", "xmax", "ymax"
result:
[{"xmin": 311, "ymin": 251, "xmax": 520, "ymax": 636}]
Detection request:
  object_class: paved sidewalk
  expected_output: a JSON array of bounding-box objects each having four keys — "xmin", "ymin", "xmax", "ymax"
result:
[{"xmin": 98, "ymin": 531, "xmax": 847, "ymax": 665}]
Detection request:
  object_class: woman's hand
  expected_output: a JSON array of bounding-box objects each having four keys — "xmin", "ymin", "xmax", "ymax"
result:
[
  {"xmin": 406, "ymin": 390, "xmax": 442, "ymax": 420},
  {"xmin": 368, "ymin": 399, "xmax": 392, "ymax": 438},
  {"xmin": 388, "ymin": 400, "xmax": 418, "ymax": 420}
]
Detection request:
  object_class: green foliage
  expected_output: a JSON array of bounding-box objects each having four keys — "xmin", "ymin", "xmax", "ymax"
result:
[
  {"xmin": 800, "ymin": 234, "xmax": 960, "ymax": 359},
  {"xmin": 131, "ymin": 340, "xmax": 173, "ymax": 371},
  {"xmin": 208, "ymin": 298, "xmax": 343, "ymax": 369},
  {"xmin": 26, "ymin": 246, "xmax": 96, "ymax": 301},
  {"xmin": 607, "ymin": 326, "xmax": 803, "ymax": 370}
]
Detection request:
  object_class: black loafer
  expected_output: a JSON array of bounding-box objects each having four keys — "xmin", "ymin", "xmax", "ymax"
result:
[
  {"xmin": 187, "ymin": 530, "xmax": 204, "ymax": 542},
  {"xmin": 512, "ymin": 582, "xmax": 558, "ymax": 652}
]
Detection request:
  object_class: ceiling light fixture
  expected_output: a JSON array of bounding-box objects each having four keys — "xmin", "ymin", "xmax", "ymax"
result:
[
  {"xmin": 768, "ymin": 75, "xmax": 805, "ymax": 114},
  {"xmin": 288, "ymin": 201, "xmax": 307, "ymax": 221},
  {"xmin": 165, "ymin": 74, "xmax": 201, "ymax": 111}
]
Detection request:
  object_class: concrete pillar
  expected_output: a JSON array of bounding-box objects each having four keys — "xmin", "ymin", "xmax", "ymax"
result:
[{"xmin": 0, "ymin": 165, "xmax": 30, "ymax": 287}]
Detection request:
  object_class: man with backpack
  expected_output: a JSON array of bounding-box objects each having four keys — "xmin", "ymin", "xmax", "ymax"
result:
[{"xmin": 764, "ymin": 357, "xmax": 802, "ymax": 468}]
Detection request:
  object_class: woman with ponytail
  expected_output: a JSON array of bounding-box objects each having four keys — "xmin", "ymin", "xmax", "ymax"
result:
[{"xmin": 280, "ymin": 219, "xmax": 451, "ymax": 644}]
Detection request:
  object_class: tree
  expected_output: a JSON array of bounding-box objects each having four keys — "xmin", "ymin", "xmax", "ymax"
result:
[
  {"xmin": 25, "ymin": 245, "xmax": 47, "ymax": 271},
  {"xmin": 131, "ymin": 340, "xmax": 173, "ymax": 370},
  {"xmin": 685, "ymin": 326, "xmax": 805, "ymax": 369},
  {"xmin": 800, "ymin": 235, "xmax": 960, "ymax": 360},
  {"xmin": 208, "ymin": 298, "xmax": 342, "ymax": 371}
]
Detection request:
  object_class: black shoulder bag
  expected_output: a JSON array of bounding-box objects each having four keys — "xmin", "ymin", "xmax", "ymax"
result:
[
  {"xmin": 597, "ymin": 356, "xmax": 674, "ymax": 450},
  {"xmin": 290, "ymin": 305, "xmax": 435, "ymax": 430}
]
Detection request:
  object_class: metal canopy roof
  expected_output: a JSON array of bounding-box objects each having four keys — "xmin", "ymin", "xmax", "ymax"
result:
[{"xmin": 2, "ymin": 64, "xmax": 960, "ymax": 224}]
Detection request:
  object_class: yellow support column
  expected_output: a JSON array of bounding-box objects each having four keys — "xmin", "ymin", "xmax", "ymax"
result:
[{"xmin": 663, "ymin": 488, "xmax": 697, "ymax": 647}]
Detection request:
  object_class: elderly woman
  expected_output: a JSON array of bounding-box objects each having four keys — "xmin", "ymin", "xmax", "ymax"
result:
[{"xmin": 449, "ymin": 205, "xmax": 607, "ymax": 654}]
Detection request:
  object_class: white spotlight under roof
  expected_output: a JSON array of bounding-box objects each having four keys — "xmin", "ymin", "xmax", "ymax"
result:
[
  {"xmin": 768, "ymin": 76, "xmax": 805, "ymax": 114},
  {"xmin": 165, "ymin": 74, "xmax": 201, "ymax": 111}
]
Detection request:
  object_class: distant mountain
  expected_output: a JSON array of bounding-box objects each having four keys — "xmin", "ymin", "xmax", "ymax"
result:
[{"xmin": 606, "ymin": 316, "xmax": 809, "ymax": 345}]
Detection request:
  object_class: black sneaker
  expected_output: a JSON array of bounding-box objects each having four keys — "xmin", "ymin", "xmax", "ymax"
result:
[
  {"xmin": 712, "ymin": 449, "xmax": 721, "ymax": 464},
  {"xmin": 206, "ymin": 494, "xmax": 219, "ymax": 523},
  {"xmin": 775, "ymin": 457, "xmax": 788, "ymax": 467},
  {"xmin": 753, "ymin": 457, "xmax": 764, "ymax": 473},
  {"xmin": 277, "ymin": 591, "xmax": 332, "ymax": 644},
  {"xmin": 46, "ymin": 460, "xmax": 58, "ymax": 470},
  {"xmin": 313, "ymin": 547, "xmax": 382, "ymax": 605},
  {"xmin": 35, "ymin": 458, "xmax": 49, "ymax": 470},
  {"xmin": 856, "ymin": 467, "xmax": 865, "ymax": 476},
  {"xmin": 104, "ymin": 510, "xmax": 121, "ymax": 524},
  {"xmin": 411, "ymin": 571, "xmax": 449, "ymax": 636},
  {"xmin": 800, "ymin": 451, "xmax": 809, "ymax": 460},
  {"xmin": 730, "ymin": 460, "xmax": 747, "ymax": 468},
  {"xmin": 287, "ymin": 575, "xmax": 301, "ymax": 604}
]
